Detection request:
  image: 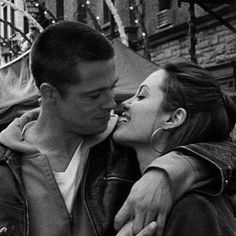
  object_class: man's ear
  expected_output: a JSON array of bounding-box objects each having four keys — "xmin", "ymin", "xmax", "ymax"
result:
[
  {"xmin": 164, "ymin": 108, "xmax": 187, "ymax": 129},
  {"xmin": 39, "ymin": 83, "xmax": 58, "ymax": 101}
]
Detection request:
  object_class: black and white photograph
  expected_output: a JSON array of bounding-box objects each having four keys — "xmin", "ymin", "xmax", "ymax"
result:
[{"xmin": 0, "ymin": 0, "xmax": 235, "ymax": 235}]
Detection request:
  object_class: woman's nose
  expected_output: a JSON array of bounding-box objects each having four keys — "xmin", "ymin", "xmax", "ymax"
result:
[{"xmin": 121, "ymin": 97, "xmax": 132, "ymax": 111}]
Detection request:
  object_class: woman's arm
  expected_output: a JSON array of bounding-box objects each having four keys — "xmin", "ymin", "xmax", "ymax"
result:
[{"xmin": 115, "ymin": 141, "xmax": 236, "ymax": 235}]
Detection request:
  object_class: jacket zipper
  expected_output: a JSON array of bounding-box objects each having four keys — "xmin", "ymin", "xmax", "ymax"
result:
[
  {"xmin": 81, "ymin": 150, "xmax": 99, "ymax": 236},
  {"xmin": 103, "ymin": 176, "xmax": 135, "ymax": 184},
  {"xmin": 4, "ymin": 157, "xmax": 30, "ymax": 236},
  {"xmin": 69, "ymin": 215, "xmax": 73, "ymax": 233}
]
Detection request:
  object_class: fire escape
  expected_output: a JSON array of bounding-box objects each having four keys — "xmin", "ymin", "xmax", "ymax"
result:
[{"xmin": 181, "ymin": 0, "xmax": 236, "ymax": 94}]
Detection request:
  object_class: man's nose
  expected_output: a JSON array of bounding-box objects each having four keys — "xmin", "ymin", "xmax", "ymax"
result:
[{"xmin": 102, "ymin": 91, "xmax": 117, "ymax": 110}]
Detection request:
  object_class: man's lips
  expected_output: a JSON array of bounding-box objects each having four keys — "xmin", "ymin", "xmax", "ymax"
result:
[{"xmin": 96, "ymin": 115, "xmax": 111, "ymax": 120}]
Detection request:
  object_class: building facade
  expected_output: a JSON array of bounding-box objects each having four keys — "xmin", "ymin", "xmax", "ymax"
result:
[
  {"xmin": 40, "ymin": 0, "xmax": 236, "ymax": 93},
  {"xmin": 0, "ymin": 0, "xmax": 235, "ymax": 93},
  {"xmin": 86, "ymin": 0, "xmax": 236, "ymax": 93}
]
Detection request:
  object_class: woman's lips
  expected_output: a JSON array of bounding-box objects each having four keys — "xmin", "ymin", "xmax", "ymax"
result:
[{"xmin": 118, "ymin": 112, "xmax": 130, "ymax": 123}]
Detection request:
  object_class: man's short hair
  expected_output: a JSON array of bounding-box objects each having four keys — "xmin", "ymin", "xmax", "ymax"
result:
[{"xmin": 30, "ymin": 21, "xmax": 114, "ymax": 96}]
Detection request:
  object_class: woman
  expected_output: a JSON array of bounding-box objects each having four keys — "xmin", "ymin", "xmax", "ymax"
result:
[{"xmin": 113, "ymin": 60, "xmax": 236, "ymax": 236}]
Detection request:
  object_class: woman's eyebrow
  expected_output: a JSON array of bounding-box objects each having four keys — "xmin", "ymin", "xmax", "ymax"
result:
[{"xmin": 137, "ymin": 84, "xmax": 149, "ymax": 94}]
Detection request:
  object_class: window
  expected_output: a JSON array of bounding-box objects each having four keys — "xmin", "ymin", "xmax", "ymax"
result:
[
  {"xmin": 156, "ymin": 0, "xmax": 174, "ymax": 28},
  {"xmin": 3, "ymin": 5, "xmax": 8, "ymax": 39},
  {"xmin": 103, "ymin": 0, "xmax": 110, "ymax": 24},
  {"xmin": 24, "ymin": 16, "xmax": 29, "ymax": 34},
  {"xmin": 77, "ymin": 0, "xmax": 86, "ymax": 23},
  {"xmin": 159, "ymin": 0, "xmax": 171, "ymax": 11},
  {"xmin": 11, "ymin": 0, "xmax": 15, "ymax": 35},
  {"xmin": 57, "ymin": 0, "xmax": 64, "ymax": 20}
]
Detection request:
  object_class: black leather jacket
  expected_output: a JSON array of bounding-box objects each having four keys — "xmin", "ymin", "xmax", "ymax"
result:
[{"xmin": 0, "ymin": 138, "xmax": 235, "ymax": 236}]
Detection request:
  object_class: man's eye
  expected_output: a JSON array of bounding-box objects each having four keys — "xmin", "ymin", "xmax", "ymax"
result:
[
  {"xmin": 89, "ymin": 94, "xmax": 100, "ymax": 99},
  {"xmin": 111, "ymin": 84, "xmax": 117, "ymax": 90}
]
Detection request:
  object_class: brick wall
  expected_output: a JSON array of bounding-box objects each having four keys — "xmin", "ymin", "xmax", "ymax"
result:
[
  {"xmin": 151, "ymin": 36, "xmax": 190, "ymax": 63},
  {"xmin": 88, "ymin": 1, "xmax": 235, "ymax": 63},
  {"xmin": 43, "ymin": 0, "xmax": 236, "ymax": 90},
  {"xmin": 151, "ymin": 19, "xmax": 236, "ymax": 67}
]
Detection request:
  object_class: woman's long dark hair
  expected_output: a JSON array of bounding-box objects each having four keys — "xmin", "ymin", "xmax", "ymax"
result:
[{"xmin": 160, "ymin": 60, "xmax": 236, "ymax": 153}]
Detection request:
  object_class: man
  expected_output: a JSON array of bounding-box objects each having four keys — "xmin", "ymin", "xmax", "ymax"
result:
[{"xmin": 0, "ymin": 21, "xmax": 235, "ymax": 236}]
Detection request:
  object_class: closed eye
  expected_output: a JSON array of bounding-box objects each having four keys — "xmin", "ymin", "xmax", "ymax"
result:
[
  {"xmin": 137, "ymin": 95, "xmax": 145, "ymax": 100},
  {"xmin": 111, "ymin": 81, "xmax": 118, "ymax": 90},
  {"xmin": 89, "ymin": 93, "xmax": 101, "ymax": 99}
]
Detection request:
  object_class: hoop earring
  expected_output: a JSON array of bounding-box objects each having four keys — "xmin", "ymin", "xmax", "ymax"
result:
[{"xmin": 150, "ymin": 127, "xmax": 166, "ymax": 154}]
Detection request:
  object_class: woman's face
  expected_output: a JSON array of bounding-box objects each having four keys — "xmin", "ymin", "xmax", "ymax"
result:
[{"xmin": 113, "ymin": 69, "xmax": 171, "ymax": 145}]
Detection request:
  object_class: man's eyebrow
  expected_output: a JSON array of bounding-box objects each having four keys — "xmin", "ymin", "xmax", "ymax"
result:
[
  {"xmin": 84, "ymin": 79, "xmax": 118, "ymax": 94},
  {"xmin": 112, "ymin": 78, "xmax": 119, "ymax": 87}
]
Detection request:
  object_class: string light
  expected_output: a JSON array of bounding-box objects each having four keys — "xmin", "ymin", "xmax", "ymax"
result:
[
  {"xmin": 77, "ymin": 1, "xmax": 148, "ymax": 44},
  {"xmin": 129, "ymin": 1, "xmax": 149, "ymax": 44},
  {"xmin": 28, "ymin": 0, "xmax": 58, "ymax": 29}
]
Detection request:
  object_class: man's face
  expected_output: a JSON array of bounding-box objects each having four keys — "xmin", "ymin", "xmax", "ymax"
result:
[{"xmin": 56, "ymin": 59, "xmax": 117, "ymax": 136}]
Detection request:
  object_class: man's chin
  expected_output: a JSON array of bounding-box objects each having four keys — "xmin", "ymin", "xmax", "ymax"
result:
[{"xmin": 87, "ymin": 125, "xmax": 108, "ymax": 136}]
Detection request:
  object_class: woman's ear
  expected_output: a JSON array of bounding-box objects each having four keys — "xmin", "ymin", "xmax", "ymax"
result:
[{"xmin": 164, "ymin": 108, "xmax": 187, "ymax": 129}]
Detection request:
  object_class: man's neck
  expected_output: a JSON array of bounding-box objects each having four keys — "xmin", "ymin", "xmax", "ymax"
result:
[{"xmin": 24, "ymin": 111, "xmax": 83, "ymax": 172}]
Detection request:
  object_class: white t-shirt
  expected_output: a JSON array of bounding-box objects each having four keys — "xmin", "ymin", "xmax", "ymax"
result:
[{"xmin": 53, "ymin": 140, "xmax": 83, "ymax": 214}]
